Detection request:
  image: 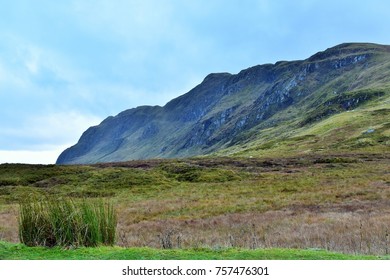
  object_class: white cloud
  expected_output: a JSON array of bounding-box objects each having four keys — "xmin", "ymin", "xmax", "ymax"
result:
[
  {"xmin": 0, "ymin": 38, "xmax": 80, "ymax": 98},
  {"xmin": 28, "ymin": 111, "xmax": 102, "ymax": 145},
  {"xmin": 0, "ymin": 147, "xmax": 68, "ymax": 164},
  {"xmin": 71, "ymin": 0, "xmax": 175, "ymax": 40},
  {"xmin": 0, "ymin": 108, "xmax": 83, "ymax": 165},
  {"xmin": 1, "ymin": 111, "xmax": 102, "ymax": 151}
]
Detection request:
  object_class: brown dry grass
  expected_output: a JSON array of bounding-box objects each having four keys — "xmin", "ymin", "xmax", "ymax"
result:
[
  {"xmin": 116, "ymin": 204, "xmax": 390, "ymax": 255},
  {"xmin": 0, "ymin": 205, "xmax": 18, "ymax": 242},
  {"xmin": 1, "ymin": 153, "xmax": 389, "ymax": 255},
  {"xmin": 3, "ymin": 201, "xmax": 389, "ymax": 255}
]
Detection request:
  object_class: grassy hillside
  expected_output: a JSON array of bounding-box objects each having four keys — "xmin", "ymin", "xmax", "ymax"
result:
[{"xmin": 216, "ymin": 87, "xmax": 390, "ymax": 157}]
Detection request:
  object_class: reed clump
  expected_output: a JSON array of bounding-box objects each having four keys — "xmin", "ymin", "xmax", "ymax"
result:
[{"xmin": 18, "ymin": 197, "xmax": 116, "ymax": 247}]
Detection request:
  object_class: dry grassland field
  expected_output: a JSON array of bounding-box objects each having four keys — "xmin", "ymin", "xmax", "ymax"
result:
[{"xmin": 1, "ymin": 153, "xmax": 389, "ymax": 258}]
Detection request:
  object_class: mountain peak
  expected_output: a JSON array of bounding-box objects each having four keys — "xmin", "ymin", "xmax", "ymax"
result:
[
  {"xmin": 308, "ymin": 42, "xmax": 390, "ymax": 62},
  {"xmin": 57, "ymin": 43, "xmax": 390, "ymax": 164},
  {"xmin": 203, "ymin": 72, "xmax": 232, "ymax": 82}
]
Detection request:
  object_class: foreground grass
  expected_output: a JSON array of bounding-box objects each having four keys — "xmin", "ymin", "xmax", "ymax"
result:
[
  {"xmin": 0, "ymin": 241, "xmax": 383, "ymax": 260},
  {"xmin": 19, "ymin": 198, "xmax": 116, "ymax": 247}
]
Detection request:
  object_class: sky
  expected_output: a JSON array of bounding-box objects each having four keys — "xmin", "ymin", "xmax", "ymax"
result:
[{"xmin": 1, "ymin": 0, "xmax": 390, "ymax": 164}]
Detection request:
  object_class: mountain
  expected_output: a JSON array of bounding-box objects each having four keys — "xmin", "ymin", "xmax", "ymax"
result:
[{"xmin": 57, "ymin": 43, "xmax": 390, "ymax": 164}]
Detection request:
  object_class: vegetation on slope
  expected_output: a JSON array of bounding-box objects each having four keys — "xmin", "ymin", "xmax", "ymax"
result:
[{"xmin": 217, "ymin": 88, "xmax": 390, "ymax": 158}]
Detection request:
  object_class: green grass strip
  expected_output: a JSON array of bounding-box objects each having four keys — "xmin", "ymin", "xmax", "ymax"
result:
[{"xmin": 0, "ymin": 241, "xmax": 386, "ymax": 260}]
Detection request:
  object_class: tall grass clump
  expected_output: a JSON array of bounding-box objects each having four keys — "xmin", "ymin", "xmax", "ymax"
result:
[{"xmin": 18, "ymin": 197, "xmax": 117, "ymax": 247}]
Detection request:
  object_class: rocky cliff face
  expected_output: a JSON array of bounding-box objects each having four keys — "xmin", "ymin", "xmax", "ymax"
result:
[{"xmin": 57, "ymin": 43, "xmax": 390, "ymax": 164}]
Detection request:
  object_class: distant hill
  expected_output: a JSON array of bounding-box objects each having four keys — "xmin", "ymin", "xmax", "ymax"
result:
[{"xmin": 57, "ymin": 43, "xmax": 390, "ymax": 164}]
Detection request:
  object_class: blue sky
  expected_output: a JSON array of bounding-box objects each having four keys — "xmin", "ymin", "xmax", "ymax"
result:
[{"xmin": 1, "ymin": 0, "xmax": 390, "ymax": 163}]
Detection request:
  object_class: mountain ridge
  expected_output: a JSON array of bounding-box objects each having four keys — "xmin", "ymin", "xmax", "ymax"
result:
[{"xmin": 57, "ymin": 43, "xmax": 390, "ymax": 164}]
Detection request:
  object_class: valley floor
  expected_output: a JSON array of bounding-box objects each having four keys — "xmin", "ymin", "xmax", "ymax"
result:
[{"xmin": 0, "ymin": 153, "xmax": 389, "ymax": 258}]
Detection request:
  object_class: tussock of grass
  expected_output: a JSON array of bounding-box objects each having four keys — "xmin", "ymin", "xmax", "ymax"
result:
[{"xmin": 18, "ymin": 198, "xmax": 116, "ymax": 247}]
